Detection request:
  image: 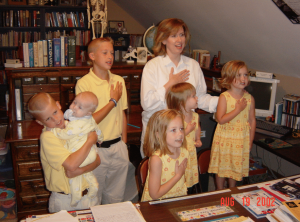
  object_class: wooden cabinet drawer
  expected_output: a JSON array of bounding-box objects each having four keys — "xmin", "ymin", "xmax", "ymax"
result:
[
  {"xmin": 23, "ymin": 84, "xmax": 60, "ymax": 94},
  {"xmin": 20, "ymin": 178, "xmax": 46, "ymax": 193},
  {"xmin": 131, "ymin": 74, "xmax": 141, "ymax": 89},
  {"xmin": 20, "ymin": 193, "xmax": 50, "ymax": 212},
  {"xmin": 17, "ymin": 161, "xmax": 43, "ymax": 177},
  {"xmin": 15, "ymin": 141, "xmax": 39, "ymax": 161}
]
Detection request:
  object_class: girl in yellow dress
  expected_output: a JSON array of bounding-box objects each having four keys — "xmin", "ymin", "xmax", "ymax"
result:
[
  {"xmin": 141, "ymin": 109, "xmax": 189, "ymax": 202},
  {"xmin": 166, "ymin": 82, "xmax": 202, "ymax": 194},
  {"xmin": 208, "ymin": 60, "xmax": 256, "ymax": 190}
]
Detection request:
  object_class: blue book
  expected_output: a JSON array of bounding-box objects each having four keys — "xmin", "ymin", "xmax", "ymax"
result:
[
  {"xmin": 53, "ymin": 38, "xmax": 61, "ymax": 67},
  {"xmin": 76, "ymin": 11, "xmax": 80, "ymax": 27},
  {"xmin": 28, "ymin": 43, "xmax": 34, "ymax": 67},
  {"xmin": 48, "ymin": 39, "xmax": 53, "ymax": 67},
  {"xmin": 64, "ymin": 36, "xmax": 68, "ymax": 66}
]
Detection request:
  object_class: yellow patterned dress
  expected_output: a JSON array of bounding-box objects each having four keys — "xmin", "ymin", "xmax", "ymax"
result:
[
  {"xmin": 184, "ymin": 112, "xmax": 199, "ymax": 188},
  {"xmin": 141, "ymin": 148, "xmax": 189, "ymax": 202},
  {"xmin": 208, "ymin": 91, "xmax": 251, "ymax": 181}
]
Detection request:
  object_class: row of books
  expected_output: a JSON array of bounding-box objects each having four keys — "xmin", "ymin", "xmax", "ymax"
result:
[
  {"xmin": 0, "ymin": 50, "xmax": 20, "ymax": 67},
  {"xmin": 22, "ymin": 36, "xmax": 76, "ymax": 68},
  {"xmin": 0, "ymin": 31, "xmax": 41, "ymax": 47},
  {"xmin": 192, "ymin": 49, "xmax": 211, "ymax": 68},
  {"xmin": 45, "ymin": 30, "xmax": 91, "ymax": 46},
  {"xmin": 275, "ymin": 94, "xmax": 300, "ymax": 129},
  {"xmin": 45, "ymin": 11, "xmax": 86, "ymax": 28},
  {"xmin": 0, "ymin": 10, "xmax": 40, "ymax": 28}
]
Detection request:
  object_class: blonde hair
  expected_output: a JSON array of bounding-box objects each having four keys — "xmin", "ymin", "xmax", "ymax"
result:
[
  {"xmin": 153, "ymin": 18, "xmax": 190, "ymax": 57},
  {"xmin": 88, "ymin": 37, "xmax": 114, "ymax": 54},
  {"xmin": 219, "ymin": 60, "xmax": 250, "ymax": 89},
  {"xmin": 166, "ymin": 83, "xmax": 196, "ymax": 114},
  {"xmin": 143, "ymin": 109, "xmax": 187, "ymax": 157},
  {"xmin": 28, "ymin": 93, "xmax": 55, "ymax": 119}
]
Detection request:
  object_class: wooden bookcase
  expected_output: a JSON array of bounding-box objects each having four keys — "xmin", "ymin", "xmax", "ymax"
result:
[{"xmin": 5, "ymin": 63, "xmax": 144, "ymax": 219}]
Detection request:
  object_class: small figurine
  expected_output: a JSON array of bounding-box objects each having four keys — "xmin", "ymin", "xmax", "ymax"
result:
[{"xmin": 123, "ymin": 46, "xmax": 137, "ymax": 63}]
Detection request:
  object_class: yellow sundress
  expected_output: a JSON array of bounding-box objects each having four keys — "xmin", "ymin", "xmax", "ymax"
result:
[
  {"xmin": 184, "ymin": 112, "xmax": 199, "ymax": 188},
  {"xmin": 141, "ymin": 148, "xmax": 189, "ymax": 202},
  {"xmin": 208, "ymin": 91, "xmax": 251, "ymax": 181}
]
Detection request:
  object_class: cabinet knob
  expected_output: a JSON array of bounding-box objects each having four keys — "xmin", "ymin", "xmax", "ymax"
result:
[
  {"xmin": 28, "ymin": 151, "xmax": 39, "ymax": 156},
  {"xmin": 35, "ymin": 198, "xmax": 48, "ymax": 204},
  {"xmin": 40, "ymin": 88, "xmax": 43, "ymax": 90},
  {"xmin": 29, "ymin": 167, "xmax": 42, "ymax": 172},
  {"xmin": 32, "ymin": 183, "xmax": 45, "ymax": 189}
]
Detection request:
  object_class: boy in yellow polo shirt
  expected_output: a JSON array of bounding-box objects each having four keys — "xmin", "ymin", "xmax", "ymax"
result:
[
  {"xmin": 28, "ymin": 86, "xmax": 122, "ymax": 212},
  {"xmin": 76, "ymin": 37, "xmax": 138, "ymax": 204}
]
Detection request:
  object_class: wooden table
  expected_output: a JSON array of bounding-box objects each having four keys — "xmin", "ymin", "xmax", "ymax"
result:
[{"xmin": 139, "ymin": 186, "xmax": 273, "ymax": 222}]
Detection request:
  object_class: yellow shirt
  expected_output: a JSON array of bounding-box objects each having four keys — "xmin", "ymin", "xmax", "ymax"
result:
[
  {"xmin": 40, "ymin": 126, "xmax": 89, "ymax": 194},
  {"xmin": 141, "ymin": 148, "xmax": 189, "ymax": 202},
  {"xmin": 76, "ymin": 68, "xmax": 128, "ymax": 140}
]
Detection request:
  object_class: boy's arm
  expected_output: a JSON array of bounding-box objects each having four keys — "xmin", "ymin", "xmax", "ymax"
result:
[
  {"xmin": 122, "ymin": 111, "xmax": 127, "ymax": 143},
  {"xmin": 65, "ymin": 154, "xmax": 101, "ymax": 178},
  {"xmin": 62, "ymin": 131, "xmax": 97, "ymax": 171},
  {"xmin": 249, "ymin": 96, "xmax": 256, "ymax": 151}
]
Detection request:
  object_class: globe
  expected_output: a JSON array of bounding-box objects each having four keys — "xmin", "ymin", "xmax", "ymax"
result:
[{"xmin": 143, "ymin": 25, "xmax": 157, "ymax": 55}]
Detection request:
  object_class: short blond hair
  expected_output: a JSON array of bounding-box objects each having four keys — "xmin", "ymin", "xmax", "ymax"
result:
[
  {"xmin": 88, "ymin": 37, "xmax": 114, "ymax": 55},
  {"xmin": 76, "ymin": 91, "xmax": 98, "ymax": 113},
  {"xmin": 153, "ymin": 18, "xmax": 190, "ymax": 57},
  {"xmin": 219, "ymin": 60, "xmax": 249, "ymax": 89},
  {"xmin": 143, "ymin": 109, "xmax": 186, "ymax": 157},
  {"xmin": 28, "ymin": 93, "xmax": 55, "ymax": 119},
  {"xmin": 166, "ymin": 82, "xmax": 196, "ymax": 114}
]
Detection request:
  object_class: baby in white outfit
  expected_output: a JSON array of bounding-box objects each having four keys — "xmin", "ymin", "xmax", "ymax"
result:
[{"xmin": 51, "ymin": 91, "xmax": 103, "ymax": 207}]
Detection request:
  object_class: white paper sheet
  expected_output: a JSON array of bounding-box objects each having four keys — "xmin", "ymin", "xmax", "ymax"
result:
[{"xmin": 91, "ymin": 201, "xmax": 145, "ymax": 222}]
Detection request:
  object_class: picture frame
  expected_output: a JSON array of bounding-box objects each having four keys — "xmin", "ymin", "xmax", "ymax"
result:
[
  {"xmin": 114, "ymin": 41, "xmax": 122, "ymax": 47},
  {"xmin": 0, "ymin": 0, "xmax": 7, "ymax": 5},
  {"xmin": 59, "ymin": 0, "xmax": 73, "ymax": 6},
  {"xmin": 137, "ymin": 47, "xmax": 147, "ymax": 63},
  {"xmin": 108, "ymin": 20, "xmax": 124, "ymax": 33},
  {"xmin": 8, "ymin": 0, "xmax": 25, "ymax": 5}
]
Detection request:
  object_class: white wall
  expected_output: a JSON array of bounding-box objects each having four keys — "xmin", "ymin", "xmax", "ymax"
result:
[{"xmin": 113, "ymin": 0, "xmax": 300, "ymax": 80}]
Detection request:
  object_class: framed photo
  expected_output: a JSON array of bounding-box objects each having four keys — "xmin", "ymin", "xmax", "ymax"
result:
[
  {"xmin": 8, "ymin": 0, "xmax": 25, "ymax": 5},
  {"xmin": 137, "ymin": 47, "xmax": 147, "ymax": 63},
  {"xmin": 108, "ymin": 20, "xmax": 124, "ymax": 33},
  {"xmin": 114, "ymin": 41, "xmax": 122, "ymax": 47},
  {"xmin": 0, "ymin": 0, "xmax": 7, "ymax": 5},
  {"xmin": 59, "ymin": 0, "xmax": 73, "ymax": 6}
]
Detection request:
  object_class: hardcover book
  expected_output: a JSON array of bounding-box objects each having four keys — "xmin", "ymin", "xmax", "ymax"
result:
[
  {"xmin": 48, "ymin": 40, "xmax": 53, "ymax": 67},
  {"xmin": 28, "ymin": 43, "xmax": 34, "ymax": 67},
  {"xmin": 53, "ymin": 38, "xmax": 61, "ymax": 67},
  {"xmin": 68, "ymin": 36, "xmax": 76, "ymax": 66},
  {"xmin": 43, "ymin": 40, "xmax": 48, "ymax": 67},
  {"xmin": 37, "ymin": 40, "xmax": 43, "ymax": 67},
  {"xmin": 33, "ymin": 42, "xmax": 39, "ymax": 67},
  {"xmin": 60, "ymin": 36, "xmax": 65, "ymax": 67}
]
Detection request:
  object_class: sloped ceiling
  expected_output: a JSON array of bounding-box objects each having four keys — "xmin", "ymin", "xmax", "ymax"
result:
[{"xmin": 112, "ymin": 0, "xmax": 300, "ymax": 78}]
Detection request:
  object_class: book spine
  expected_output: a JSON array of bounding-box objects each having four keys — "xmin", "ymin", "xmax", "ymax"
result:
[
  {"xmin": 53, "ymin": 38, "xmax": 61, "ymax": 67},
  {"xmin": 64, "ymin": 36, "xmax": 68, "ymax": 66},
  {"xmin": 28, "ymin": 42, "xmax": 34, "ymax": 67},
  {"xmin": 43, "ymin": 40, "xmax": 48, "ymax": 67},
  {"xmin": 37, "ymin": 40, "xmax": 43, "ymax": 67},
  {"xmin": 68, "ymin": 36, "xmax": 76, "ymax": 66},
  {"xmin": 48, "ymin": 40, "xmax": 53, "ymax": 67},
  {"xmin": 33, "ymin": 42, "xmax": 38, "ymax": 67},
  {"xmin": 60, "ymin": 36, "xmax": 65, "ymax": 67}
]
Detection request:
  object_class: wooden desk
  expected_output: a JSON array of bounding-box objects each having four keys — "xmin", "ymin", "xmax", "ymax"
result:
[
  {"xmin": 253, "ymin": 133, "xmax": 300, "ymax": 167},
  {"xmin": 139, "ymin": 187, "xmax": 274, "ymax": 222}
]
